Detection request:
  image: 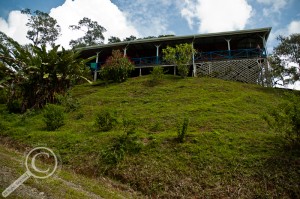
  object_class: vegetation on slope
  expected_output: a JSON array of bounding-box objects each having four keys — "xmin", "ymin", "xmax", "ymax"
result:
[{"xmin": 0, "ymin": 76, "xmax": 299, "ymax": 198}]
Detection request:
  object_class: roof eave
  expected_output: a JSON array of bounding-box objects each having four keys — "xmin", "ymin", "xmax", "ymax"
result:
[{"xmin": 76, "ymin": 27, "xmax": 272, "ymax": 52}]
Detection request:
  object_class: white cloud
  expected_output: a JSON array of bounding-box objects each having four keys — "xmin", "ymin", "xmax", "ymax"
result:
[
  {"xmin": 0, "ymin": 10, "xmax": 30, "ymax": 45},
  {"xmin": 50, "ymin": 0, "xmax": 139, "ymax": 48},
  {"xmin": 181, "ymin": 0, "xmax": 253, "ymax": 33},
  {"xmin": 0, "ymin": 0, "xmax": 140, "ymax": 48},
  {"xmin": 256, "ymin": 0, "xmax": 289, "ymax": 16},
  {"xmin": 287, "ymin": 20, "xmax": 300, "ymax": 34},
  {"xmin": 113, "ymin": 0, "xmax": 180, "ymax": 37},
  {"xmin": 181, "ymin": 0, "xmax": 196, "ymax": 29}
]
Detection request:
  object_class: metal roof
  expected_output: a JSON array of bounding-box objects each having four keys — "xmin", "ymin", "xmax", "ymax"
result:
[{"xmin": 76, "ymin": 27, "xmax": 272, "ymax": 52}]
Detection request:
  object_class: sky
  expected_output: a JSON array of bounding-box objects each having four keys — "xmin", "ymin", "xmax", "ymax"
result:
[
  {"xmin": 0, "ymin": 0, "xmax": 299, "ymax": 89},
  {"xmin": 0, "ymin": 0, "xmax": 300, "ymax": 51}
]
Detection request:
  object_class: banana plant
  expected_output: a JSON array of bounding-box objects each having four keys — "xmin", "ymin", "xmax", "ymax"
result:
[{"xmin": 0, "ymin": 31, "xmax": 93, "ymax": 112}]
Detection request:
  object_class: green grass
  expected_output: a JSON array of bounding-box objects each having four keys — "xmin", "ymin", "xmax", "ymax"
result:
[{"xmin": 1, "ymin": 75, "xmax": 299, "ymax": 198}]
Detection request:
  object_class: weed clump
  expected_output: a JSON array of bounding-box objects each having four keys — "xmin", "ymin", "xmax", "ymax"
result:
[
  {"xmin": 177, "ymin": 117, "xmax": 189, "ymax": 143},
  {"xmin": 95, "ymin": 109, "xmax": 117, "ymax": 132}
]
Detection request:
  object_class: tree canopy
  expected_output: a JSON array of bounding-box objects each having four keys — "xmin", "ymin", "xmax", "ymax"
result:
[
  {"xmin": 269, "ymin": 34, "xmax": 300, "ymax": 86},
  {"xmin": 69, "ymin": 17, "xmax": 107, "ymax": 48},
  {"xmin": 0, "ymin": 31, "xmax": 91, "ymax": 112},
  {"xmin": 123, "ymin": 35, "xmax": 137, "ymax": 42},
  {"xmin": 108, "ymin": 36, "xmax": 121, "ymax": 43},
  {"xmin": 162, "ymin": 43, "xmax": 196, "ymax": 78},
  {"xmin": 21, "ymin": 9, "xmax": 61, "ymax": 46}
]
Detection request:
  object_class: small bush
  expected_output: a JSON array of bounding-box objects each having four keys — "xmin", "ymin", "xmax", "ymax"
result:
[
  {"xmin": 149, "ymin": 66, "xmax": 164, "ymax": 85},
  {"xmin": 100, "ymin": 50, "xmax": 135, "ymax": 83},
  {"xmin": 95, "ymin": 109, "xmax": 117, "ymax": 132},
  {"xmin": 177, "ymin": 117, "xmax": 189, "ymax": 143},
  {"xmin": 263, "ymin": 94, "xmax": 300, "ymax": 146},
  {"xmin": 43, "ymin": 104, "xmax": 65, "ymax": 131}
]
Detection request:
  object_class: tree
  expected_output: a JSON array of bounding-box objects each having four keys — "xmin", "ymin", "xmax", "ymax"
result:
[
  {"xmin": 108, "ymin": 36, "xmax": 121, "ymax": 43},
  {"xmin": 158, "ymin": 34, "xmax": 175, "ymax": 38},
  {"xmin": 123, "ymin": 35, "xmax": 137, "ymax": 42},
  {"xmin": 100, "ymin": 50, "xmax": 134, "ymax": 82},
  {"xmin": 21, "ymin": 9, "xmax": 61, "ymax": 46},
  {"xmin": 69, "ymin": 17, "xmax": 106, "ymax": 48},
  {"xmin": 0, "ymin": 31, "xmax": 92, "ymax": 112},
  {"xmin": 143, "ymin": 36, "xmax": 156, "ymax": 39},
  {"xmin": 162, "ymin": 43, "xmax": 196, "ymax": 78},
  {"xmin": 270, "ymin": 34, "xmax": 300, "ymax": 86}
]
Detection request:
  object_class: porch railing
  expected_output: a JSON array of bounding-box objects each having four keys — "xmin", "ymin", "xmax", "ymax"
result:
[{"xmin": 89, "ymin": 48, "xmax": 266, "ymax": 69}]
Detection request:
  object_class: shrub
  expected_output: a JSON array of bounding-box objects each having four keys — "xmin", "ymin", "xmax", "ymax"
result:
[
  {"xmin": 151, "ymin": 66, "xmax": 164, "ymax": 82},
  {"xmin": 43, "ymin": 104, "xmax": 65, "ymax": 131},
  {"xmin": 163, "ymin": 43, "xmax": 196, "ymax": 78},
  {"xmin": 177, "ymin": 117, "xmax": 189, "ymax": 143},
  {"xmin": 263, "ymin": 94, "xmax": 300, "ymax": 146},
  {"xmin": 100, "ymin": 50, "xmax": 135, "ymax": 82},
  {"xmin": 95, "ymin": 109, "xmax": 117, "ymax": 132}
]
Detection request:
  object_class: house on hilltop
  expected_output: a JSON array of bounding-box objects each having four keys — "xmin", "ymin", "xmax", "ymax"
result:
[{"xmin": 77, "ymin": 27, "xmax": 272, "ymax": 85}]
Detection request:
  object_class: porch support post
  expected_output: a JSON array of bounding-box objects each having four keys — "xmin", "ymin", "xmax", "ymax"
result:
[
  {"xmin": 259, "ymin": 35, "xmax": 267, "ymax": 56},
  {"xmin": 94, "ymin": 52, "xmax": 100, "ymax": 81},
  {"xmin": 123, "ymin": 47, "xmax": 127, "ymax": 57},
  {"xmin": 155, "ymin": 45, "xmax": 160, "ymax": 64},
  {"xmin": 192, "ymin": 42, "xmax": 196, "ymax": 77},
  {"xmin": 139, "ymin": 68, "xmax": 142, "ymax": 76},
  {"xmin": 225, "ymin": 39, "xmax": 231, "ymax": 58}
]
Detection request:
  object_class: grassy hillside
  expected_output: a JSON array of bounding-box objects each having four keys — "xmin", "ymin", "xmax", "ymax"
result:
[
  {"xmin": 0, "ymin": 143, "xmax": 140, "ymax": 199},
  {"xmin": 0, "ymin": 76, "xmax": 299, "ymax": 198}
]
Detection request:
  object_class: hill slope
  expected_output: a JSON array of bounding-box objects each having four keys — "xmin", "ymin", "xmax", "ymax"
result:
[{"xmin": 0, "ymin": 76, "xmax": 299, "ymax": 198}]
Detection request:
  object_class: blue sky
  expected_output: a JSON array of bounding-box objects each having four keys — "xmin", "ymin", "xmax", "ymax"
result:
[{"xmin": 0, "ymin": 0, "xmax": 300, "ymax": 51}]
